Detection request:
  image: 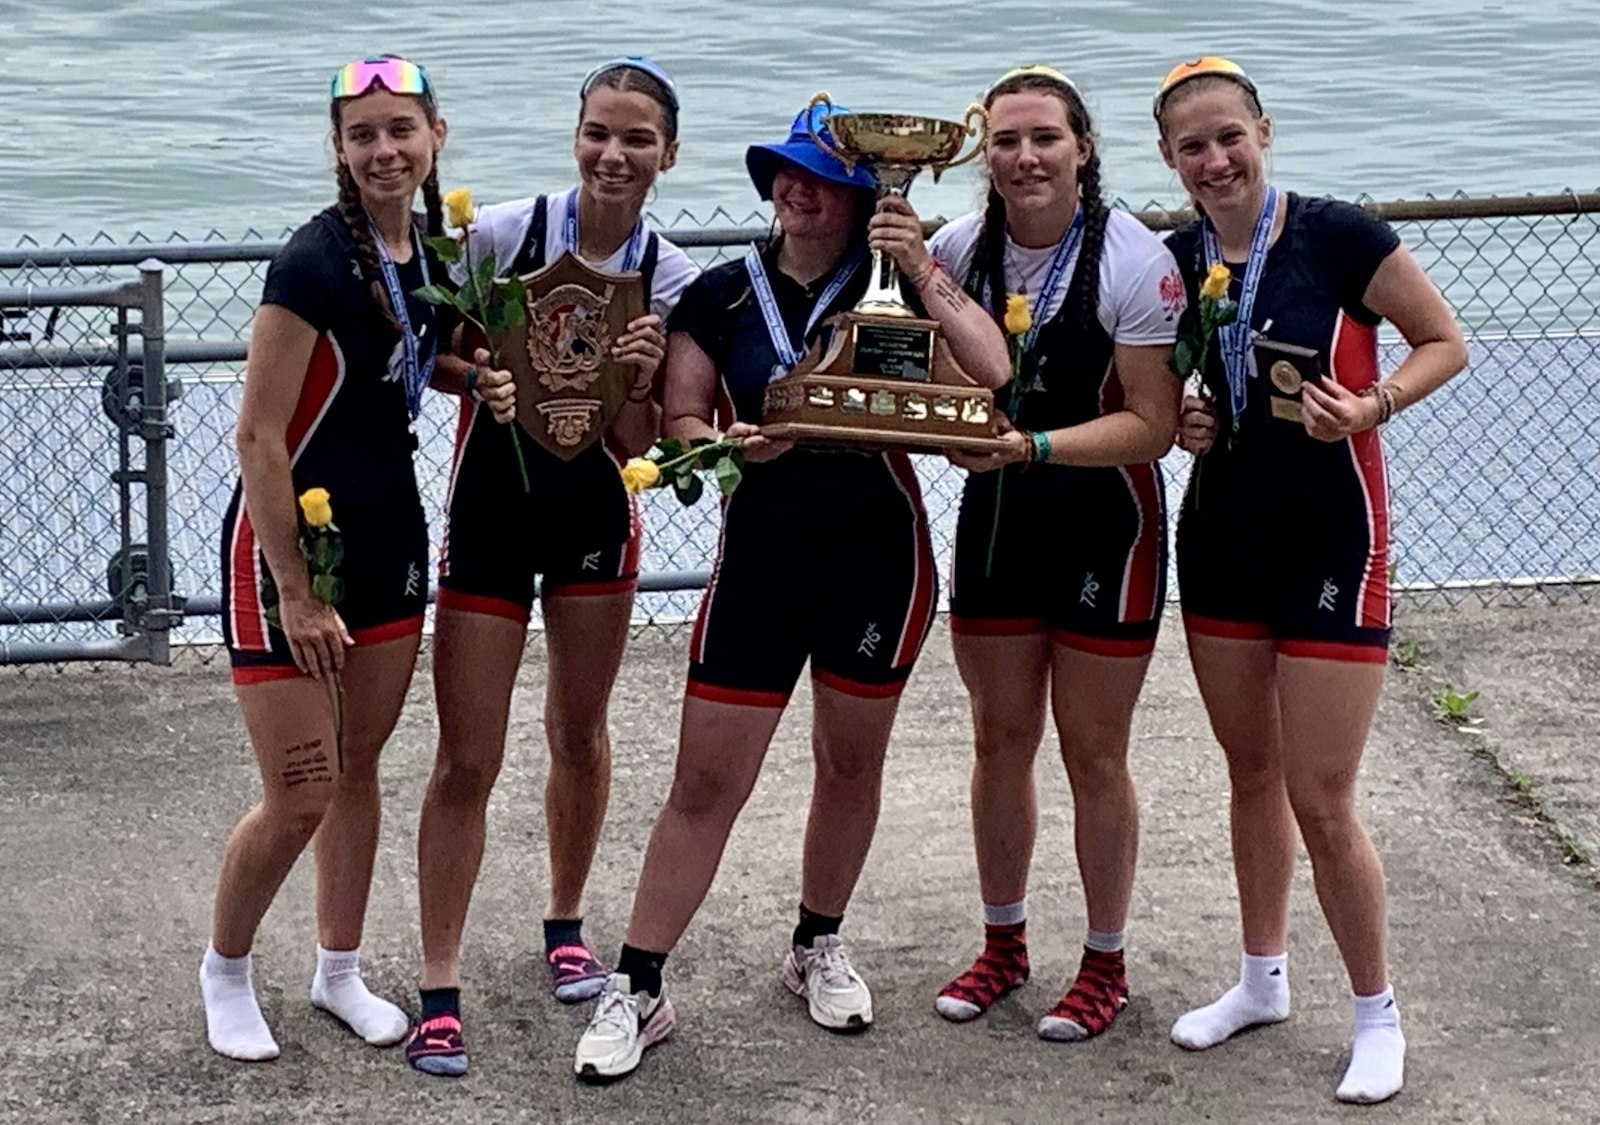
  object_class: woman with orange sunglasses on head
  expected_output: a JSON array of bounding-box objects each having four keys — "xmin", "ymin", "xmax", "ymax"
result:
[
  {"xmin": 929, "ymin": 64, "xmax": 1184, "ymax": 1044},
  {"xmin": 1153, "ymin": 57, "xmax": 1466, "ymax": 1104},
  {"xmin": 203, "ymin": 56, "xmax": 513, "ymax": 1062},
  {"xmin": 408, "ymin": 56, "xmax": 698, "ymax": 1078}
]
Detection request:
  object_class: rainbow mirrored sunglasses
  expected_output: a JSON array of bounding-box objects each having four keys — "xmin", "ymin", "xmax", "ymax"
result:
[
  {"xmin": 987, "ymin": 64, "xmax": 1079, "ymax": 95},
  {"xmin": 330, "ymin": 56, "xmax": 432, "ymax": 100},
  {"xmin": 579, "ymin": 55, "xmax": 680, "ymax": 111},
  {"xmin": 1152, "ymin": 56, "xmax": 1257, "ymax": 118}
]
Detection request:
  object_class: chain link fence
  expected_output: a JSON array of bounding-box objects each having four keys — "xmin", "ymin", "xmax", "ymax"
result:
[{"xmin": 3, "ymin": 193, "xmax": 1596, "ymax": 662}]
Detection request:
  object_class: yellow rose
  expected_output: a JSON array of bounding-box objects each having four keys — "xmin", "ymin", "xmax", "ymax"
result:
[
  {"xmin": 298, "ymin": 487, "xmax": 334, "ymax": 529},
  {"xmin": 619, "ymin": 458, "xmax": 662, "ymax": 495},
  {"xmin": 1003, "ymin": 294, "xmax": 1032, "ymax": 337},
  {"xmin": 443, "ymin": 187, "xmax": 475, "ymax": 231},
  {"xmin": 1200, "ymin": 263, "xmax": 1232, "ymax": 301}
]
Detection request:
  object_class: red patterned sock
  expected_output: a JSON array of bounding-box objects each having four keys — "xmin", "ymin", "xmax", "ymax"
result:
[
  {"xmin": 1037, "ymin": 947, "xmax": 1128, "ymax": 1041},
  {"xmin": 935, "ymin": 923, "xmax": 1031, "ymax": 1021}
]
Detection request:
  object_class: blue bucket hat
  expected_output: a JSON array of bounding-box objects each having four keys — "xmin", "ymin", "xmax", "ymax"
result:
[{"xmin": 745, "ymin": 103, "xmax": 878, "ymax": 201}]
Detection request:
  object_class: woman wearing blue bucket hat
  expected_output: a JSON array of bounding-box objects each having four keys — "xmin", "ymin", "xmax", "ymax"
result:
[{"xmin": 573, "ymin": 101, "xmax": 1010, "ymax": 1082}]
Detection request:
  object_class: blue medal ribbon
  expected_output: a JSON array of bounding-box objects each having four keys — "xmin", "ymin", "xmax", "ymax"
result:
[
  {"xmin": 1202, "ymin": 185, "xmax": 1279, "ymax": 432},
  {"xmin": 743, "ymin": 245, "xmax": 864, "ymax": 380},
  {"xmin": 368, "ymin": 214, "xmax": 436, "ymax": 420},
  {"xmin": 563, "ymin": 187, "xmax": 646, "ymax": 270},
  {"xmin": 981, "ymin": 205, "xmax": 1085, "ymax": 353}
]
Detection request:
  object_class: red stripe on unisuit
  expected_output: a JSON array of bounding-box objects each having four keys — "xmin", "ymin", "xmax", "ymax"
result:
[
  {"xmin": 1277, "ymin": 638, "xmax": 1388, "ymax": 664},
  {"xmin": 1182, "ymin": 613, "xmax": 1273, "ymax": 640},
  {"xmin": 349, "ymin": 615, "xmax": 425, "ymax": 646},
  {"xmin": 1117, "ymin": 461, "xmax": 1165, "ymax": 625},
  {"xmin": 227, "ymin": 508, "xmax": 269, "ymax": 652},
  {"xmin": 1049, "ymin": 630, "xmax": 1157, "ymax": 658},
  {"xmin": 231, "ymin": 663, "xmax": 304, "ymax": 686},
  {"xmin": 813, "ymin": 668, "xmax": 907, "ymax": 700},
  {"xmin": 435, "ymin": 588, "xmax": 530, "ymax": 625},
  {"xmin": 684, "ymin": 679, "xmax": 789, "ymax": 709}
]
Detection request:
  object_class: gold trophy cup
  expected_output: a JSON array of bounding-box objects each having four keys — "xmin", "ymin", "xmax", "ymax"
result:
[{"xmin": 760, "ymin": 93, "xmax": 1008, "ymax": 453}]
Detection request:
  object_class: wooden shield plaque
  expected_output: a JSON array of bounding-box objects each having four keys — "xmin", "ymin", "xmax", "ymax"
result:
[{"xmin": 496, "ymin": 252, "xmax": 645, "ymax": 460}]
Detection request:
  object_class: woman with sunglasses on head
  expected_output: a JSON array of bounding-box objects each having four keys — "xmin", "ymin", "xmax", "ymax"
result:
[
  {"xmin": 204, "ymin": 56, "xmax": 514, "ymax": 1062},
  {"xmin": 927, "ymin": 65, "xmax": 1185, "ymax": 1044},
  {"xmin": 1153, "ymin": 58, "xmax": 1466, "ymax": 1104},
  {"xmin": 407, "ymin": 56, "xmax": 697, "ymax": 1078},
  {"xmin": 571, "ymin": 100, "xmax": 1011, "ymax": 1083}
]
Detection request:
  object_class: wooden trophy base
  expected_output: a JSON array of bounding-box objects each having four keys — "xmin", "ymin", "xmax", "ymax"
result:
[{"xmin": 761, "ymin": 309, "xmax": 1008, "ymax": 453}]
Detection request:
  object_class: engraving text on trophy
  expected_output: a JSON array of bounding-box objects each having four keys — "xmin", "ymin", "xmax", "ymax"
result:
[{"xmin": 852, "ymin": 323, "xmax": 934, "ymax": 381}]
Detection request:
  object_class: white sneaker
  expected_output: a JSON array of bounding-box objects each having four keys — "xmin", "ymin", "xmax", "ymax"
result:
[
  {"xmin": 783, "ymin": 935, "xmax": 873, "ymax": 1032},
  {"xmin": 573, "ymin": 973, "xmax": 674, "ymax": 1082}
]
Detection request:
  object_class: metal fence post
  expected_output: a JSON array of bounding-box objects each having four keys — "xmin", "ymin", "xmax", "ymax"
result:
[{"xmin": 137, "ymin": 259, "xmax": 180, "ymax": 663}]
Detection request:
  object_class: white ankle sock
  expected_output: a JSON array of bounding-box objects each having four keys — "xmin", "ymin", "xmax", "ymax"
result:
[
  {"xmin": 1337, "ymin": 986, "xmax": 1405, "ymax": 1104},
  {"xmin": 310, "ymin": 945, "xmax": 409, "ymax": 1046},
  {"xmin": 982, "ymin": 900, "xmax": 1026, "ymax": 927},
  {"xmin": 200, "ymin": 945, "xmax": 280, "ymax": 1061},
  {"xmin": 1085, "ymin": 928, "xmax": 1125, "ymax": 954},
  {"xmin": 1170, "ymin": 951, "xmax": 1291, "ymax": 1050}
]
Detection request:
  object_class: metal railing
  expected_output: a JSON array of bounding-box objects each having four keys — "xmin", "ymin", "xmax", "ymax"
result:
[{"xmin": 2, "ymin": 192, "xmax": 1597, "ymax": 662}]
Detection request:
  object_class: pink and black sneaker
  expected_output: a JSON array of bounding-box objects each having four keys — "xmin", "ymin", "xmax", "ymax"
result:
[
  {"xmin": 548, "ymin": 943, "xmax": 609, "ymax": 1004},
  {"xmin": 406, "ymin": 1014, "xmax": 468, "ymax": 1078}
]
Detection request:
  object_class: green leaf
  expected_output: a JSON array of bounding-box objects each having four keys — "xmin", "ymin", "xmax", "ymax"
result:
[
  {"xmin": 312, "ymin": 573, "xmax": 343, "ymax": 606},
  {"xmin": 264, "ymin": 604, "xmax": 282, "ymax": 631},
  {"xmin": 713, "ymin": 455, "xmax": 743, "ymax": 495},
  {"xmin": 474, "ymin": 253, "xmax": 499, "ymax": 308},
  {"xmin": 484, "ymin": 303, "xmax": 507, "ymax": 336},
  {"xmin": 424, "ymin": 235, "xmax": 463, "ymax": 263},
  {"xmin": 673, "ymin": 472, "xmax": 704, "ymax": 507},
  {"xmin": 653, "ymin": 437, "xmax": 687, "ymax": 461},
  {"xmin": 413, "ymin": 284, "xmax": 460, "ymax": 308},
  {"xmin": 1172, "ymin": 337, "xmax": 1199, "ymax": 378}
]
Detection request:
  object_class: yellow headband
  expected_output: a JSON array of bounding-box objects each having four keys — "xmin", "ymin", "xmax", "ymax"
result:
[
  {"xmin": 988, "ymin": 64, "xmax": 1079, "ymax": 97},
  {"xmin": 1153, "ymin": 56, "xmax": 1258, "ymax": 118}
]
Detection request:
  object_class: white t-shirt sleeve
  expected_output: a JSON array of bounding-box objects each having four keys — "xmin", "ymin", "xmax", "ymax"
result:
[
  {"xmin": 927, "ymin": 211, "xmax": 984, "ymax": 284},
  {"xmin": 451, "ymin": 197, "xmax": 537, "ymax": 285},
  {"xmin": 648, "ymin": 238, "xmax": 700, "ymax": 322},
  {"xmin": 1099, "ymin": 211, "xmax": 1186, "ymax": 346}
]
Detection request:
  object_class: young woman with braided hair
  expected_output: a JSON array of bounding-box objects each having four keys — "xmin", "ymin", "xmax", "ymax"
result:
[
  {"xmin": 203, "ymin": 56, "xmax": 514, "ymax": 1062},
  {"xmin": 927, "ymin": 65, "xmax": 1186, "ymax": 1042}
]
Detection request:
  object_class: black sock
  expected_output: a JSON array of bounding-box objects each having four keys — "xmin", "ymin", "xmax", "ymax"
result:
[
  {"xmin": 793, "ymin": 904, "xmax": 844, "ymax": 950},
  {"xmin": 544, "ymin": 917, "xmax": 584, "ymax": 953},
  {"xmin": 418, "ymin": 987, "xmax": 460, "ymax": 1022},
  {"xmin": 616, "ymin": 944, "xmax": 669, "ymax": 997}
]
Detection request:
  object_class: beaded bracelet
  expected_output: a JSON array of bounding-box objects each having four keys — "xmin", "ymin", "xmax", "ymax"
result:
[
  {"xmin": 908, "ymin": 260, "xmax": 940, "ymax": 291},
  {"xmin": 1361, "ymin": 383, "xmax": 1398, "ymax": 426},
  {"xmin": 463, "ymin": 364, "xmax": 483, "ymax": 402}
]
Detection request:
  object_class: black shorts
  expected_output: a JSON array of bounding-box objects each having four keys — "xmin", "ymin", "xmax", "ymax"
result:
[
  {"xmin": 687, "ymin": 454, "xmax": 937, "ymax": 706},
  {"xmin": 437, "ymin": 402, "xmax": 640, "ymax": 623},
  {"xmin": 949, "ymin": 463, "xmax": 1167, "ymax": 657},
  {"xmin": 1177, "ymin": 482, "xmax": 1391, "ymax": 663},
  {"xmin": 221, "ymin": 486, "xmax": 428, "ymax": 685}
]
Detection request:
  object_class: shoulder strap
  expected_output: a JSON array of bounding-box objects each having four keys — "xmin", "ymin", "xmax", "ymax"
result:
[
  {"xmin": 508, "ymin": 194, "xmax": 549, "ymax": 276},
  {"xmin": 639, "ymin": 231, "xmax": 660, "ymax": 301}
]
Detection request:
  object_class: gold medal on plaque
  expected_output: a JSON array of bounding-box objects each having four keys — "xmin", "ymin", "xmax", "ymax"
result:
[
  {"xmin": 496, "ymin": 253, "xmax": 644, "ymax": 460},
  {"xmin": 1252, "ymin": 336, "xmax": 1322, "ymax": 426}
]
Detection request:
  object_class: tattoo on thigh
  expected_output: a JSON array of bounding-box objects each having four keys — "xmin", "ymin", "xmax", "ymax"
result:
[{"xmin": 280, "ymin": 738, "xmax": 333, "ymax": 789}]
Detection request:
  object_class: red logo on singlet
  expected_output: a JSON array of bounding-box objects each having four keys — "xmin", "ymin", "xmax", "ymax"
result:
[{"xmin": 1159, "ymin": 270, "xmax": 1186, "ymax": 318}]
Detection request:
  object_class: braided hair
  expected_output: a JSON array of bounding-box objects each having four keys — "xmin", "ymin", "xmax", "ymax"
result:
[
  {"xmin": 975, "ymin": 71, "xmax": 1110, "ymax": 333},
  {"xmin": 329, "ymin": 56, "xmax": 442, "ymax": 341}
]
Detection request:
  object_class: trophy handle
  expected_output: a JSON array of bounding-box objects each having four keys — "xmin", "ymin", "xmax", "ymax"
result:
[
  {"xmin": 806, "ymin": 91, "xmax": 856, "ymax": 175},
  {"xmin": 931, "ymin": 103, "xmax": 990, "ymax": 183}
]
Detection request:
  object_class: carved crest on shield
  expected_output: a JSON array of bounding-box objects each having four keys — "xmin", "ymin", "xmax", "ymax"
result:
[{"xmin": 495, "ymin": 252, "xmax": 645, "ymax": 461}]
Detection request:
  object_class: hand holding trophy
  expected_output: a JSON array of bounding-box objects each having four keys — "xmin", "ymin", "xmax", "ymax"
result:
[{"xmin": 759, "ymin": 94, "xmax": 1009, "ymax": 453}]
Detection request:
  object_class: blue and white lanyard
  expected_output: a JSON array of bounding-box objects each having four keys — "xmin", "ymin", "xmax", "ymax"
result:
[
  {"xmin": 368, "ymin": 216, "xmax": 436, "ymax": 420},
  {"xmin": 563, "ymin": 187, "xmax": 646, "ymax": 270},
  {"xmin": 981, "ymin": 206, "xmax": 1085, "ymax": 354},
  {"xmin": 743, "ymin": 245, "xmax": 864, "ymax": 379},
  {"xmin": 1202, "ymin": 185, "xmax": 1279, "ymax": 432}
]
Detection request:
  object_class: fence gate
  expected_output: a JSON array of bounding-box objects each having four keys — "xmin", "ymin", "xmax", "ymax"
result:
[{"xmin": 0, "ymin": 261, "xmax": 182, "ymax": 663}]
